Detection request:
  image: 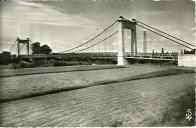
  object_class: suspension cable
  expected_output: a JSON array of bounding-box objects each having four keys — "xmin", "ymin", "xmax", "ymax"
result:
[
  {"xmin": 19, "ymin": 44, "xmax": 25, "ymax": 52},
  {"xmin": 72, "ymin": 31, "xmax": 118, "ymax": 53},
  {"xmin": 137, "ymin": 24, "xmax": 194, "ymax": 50},
  {"xmin": 63, "ymin": 20, "xmax": 118, "ymax": 53},
  {"xmin": 9, "ymin": 40, "xmax": 17, "ymax": 52},
  {"xmin": 134, "ymin": 19, "xmax": 195, "ymax": 47}
]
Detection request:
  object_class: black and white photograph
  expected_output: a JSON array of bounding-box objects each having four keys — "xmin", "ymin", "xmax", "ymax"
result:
[{"xmin": 0, "ymin": 0, "xmax": 195, "ymax": 127}]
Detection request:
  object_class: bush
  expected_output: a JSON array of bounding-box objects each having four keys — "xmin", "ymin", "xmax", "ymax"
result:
[
  {"xmin": 25, "ymin": 63, "xmax": 36, "ymax": 68},
  {"xmin": 8, "ymin": 63, "xmax": 17, "ymax": 69},
  {"xmin": 52, "ymin": 60, "xmax": 93, "ymax": 66},
  {"xmin": 6, "ymin": 58, "xmax": 117, "ymax": 69},
  {"xmin": 7, "ymin": 62, "xmax": 36, "ymax": 69},
  {"xmin": 16, "ymin": 62, "xmax": 26, "ymax": 69},
  {"xmin": 94, "ymin": 60, "xmax": 115, "ymax": 65},
  {"xmin": 53, "ymin": 61, "xmax": 68, "ymax": 66},
  {"xmin": 127, "ymin": 58, "xmax": 177, "ymax": 65}
]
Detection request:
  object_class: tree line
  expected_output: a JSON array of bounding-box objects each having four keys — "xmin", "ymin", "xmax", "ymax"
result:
[{"xmin": 31, "ymin": 42, "xmax": 52, "ymax": 54}]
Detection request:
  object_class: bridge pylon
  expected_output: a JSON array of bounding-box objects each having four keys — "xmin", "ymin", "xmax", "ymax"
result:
[
  {"xmin": 16, "ymin": 37, "xmax": 30, "ymax": 58},
  {"xmin": 117, "ymin": 16, "xmax": 126, "ymax": 65},
  {"xmin": 117, "ymin": 16, "xmax": 137, "ymax": 65}
]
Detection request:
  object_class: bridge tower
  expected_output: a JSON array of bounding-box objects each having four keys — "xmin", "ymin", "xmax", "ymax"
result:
[
  {"xmin": 117, "ymin": 16, "xmax": 137, "ymax": 65},
  {"xmin": 16, "ymin": 37, "xmax": 30, "ymax": 57},
  {"xmin": 143, "ymin": 30, "xmax": 147, "ymax": 53},
  {"xmin": 117, "ymin": 16, "xmax": 125, "ymax": 65}
]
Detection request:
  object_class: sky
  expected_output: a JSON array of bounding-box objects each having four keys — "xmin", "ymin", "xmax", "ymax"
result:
[{"xmin": 0, "ymin": 0, "xmax": 195, "ymax": 53}]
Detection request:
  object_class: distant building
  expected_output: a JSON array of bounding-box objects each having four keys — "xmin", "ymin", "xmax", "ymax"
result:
[{"xmin": 161, "ymin": 48, "xmax": 164, "ymax": 54}]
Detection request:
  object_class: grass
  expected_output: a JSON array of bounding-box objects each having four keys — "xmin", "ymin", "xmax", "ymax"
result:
[
  {"xmin": 0, "ymin": 65, "xmax": 125, "ymax": 78},
  {"xmin": 4, "ymin": 56, "xmax": 179, "ymax": 70},
  {"xmin": 160, "ymin": 90, "xmax": 195, "ymax": 126},
  {"xmin": 107, "ymin": 119, "xmax": 123, "ymax": 127},
  {"xmin": 0, "ymin": 68, "xmax": 194, "ymax": 103},
  {"xmin": 0, "ymin": 73, "xmax": 194, "ymax": 127},
  {"xmin": 2, "ymin": 64, "xmax": 168, "ymax": 102},
  {"xmin": 5, "ymin": 58, "xmax": 117, "ymax": 70}
]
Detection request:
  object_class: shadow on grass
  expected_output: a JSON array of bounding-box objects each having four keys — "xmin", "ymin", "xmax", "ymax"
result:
[
  {"xmin": 0, "ymin": 68, "xmax": 194, "ymax": 104},
  {"xmin": 0, "ymin": 66, "xmax": 125, "ymax": 78},
  {"xmin": 107, "ymin": 119, "xmax": 123, "ymax": 127},
  {"xmin": 159, "ymin": 90, "xmax": 195, "ymax": 126}
]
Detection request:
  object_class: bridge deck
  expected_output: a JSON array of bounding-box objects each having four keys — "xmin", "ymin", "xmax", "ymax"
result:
[{"xmin": 20, "ymin": 52, "xmax": 178, "ymax": 61}]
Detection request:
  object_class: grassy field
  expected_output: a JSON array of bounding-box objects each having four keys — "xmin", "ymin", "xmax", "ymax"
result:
[
  {"xmin": 0, "ymin": 65, "xmax": 125, "ymax": 77},
  {"xmin": 0, "ymin": 73, "xmax": 194, "ymax": 126},
  {"xmin": 0, "ymin": 64, "xmax": 195, "ymax": 126},
  {"xmin": 1, "ymin": 64, "xmax": 193, "ymax": 102}
]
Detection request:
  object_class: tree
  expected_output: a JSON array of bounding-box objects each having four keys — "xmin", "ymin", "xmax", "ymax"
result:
[
  {"xmin": 0, "ymin": 51, "xmax": 11, "ymax": 64},
  {"xmin": 31, "ymin": 42, "xmax": 52, "ymax": 54},
  {"xmin": 31, "ymin": 42, "xmax": 41, "ymax": 54},
  {"xmin": 184, "ymin": 49, "xmax": 195, "ymax": 54},
  {"xmin": 40, "ymin": 44, "xmax": 52, "ymax": 54},
  {"xmin": 152, "ymin": 49, "xmax": 154, "ymax": 54}
]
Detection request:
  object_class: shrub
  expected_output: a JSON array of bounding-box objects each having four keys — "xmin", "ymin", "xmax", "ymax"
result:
[
  {"xmin": 16, "ymin": 62, "xmax": 26, "ymax": 69},
  {"xmin": 25, "ymin": 63, "xmax": 36, "ymax": 68},
  {"xmin": 53, "ymin": 61, "xmax": 68, "ymax": 66},
  {"xmin": 7, "ymin": 63, "xmax": 17, "ymax": 69}
]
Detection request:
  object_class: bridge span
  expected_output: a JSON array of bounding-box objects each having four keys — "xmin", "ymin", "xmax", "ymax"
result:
[
  {"xmin": 9, "ymin": 16, "xmax": 195, "ymax": 65},
  {"xmin": 20, "ymin": 52, "xmax": 178, "ymax": 62}
]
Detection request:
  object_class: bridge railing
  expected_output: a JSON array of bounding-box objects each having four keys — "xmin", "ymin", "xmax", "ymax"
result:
[
  {"xmin": 21, "ymin": 52, "xmax": 178, "ymax": 61},
  {"xmin": 21, "ymin": 52, "xmax": 118, "ymax": 59},
  {"xmin": 125, "ymin": 52, "xmax": 178, "ymax": 60}
]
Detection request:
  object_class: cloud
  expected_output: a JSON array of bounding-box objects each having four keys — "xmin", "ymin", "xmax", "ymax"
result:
[
  {"xmin": 191, "ymin": 26, "xmax": 196, "ymax": 31},
  {"xmin": 0, "ymin": 1, "xmax": 99, "ymax": 53},
  {"xmin": 16, "ymin": 1, "xmax": 44, "ymax": 7},
  {"xmin": 0, "ymin": 1, "xmax": 97, "ymax": 28}
]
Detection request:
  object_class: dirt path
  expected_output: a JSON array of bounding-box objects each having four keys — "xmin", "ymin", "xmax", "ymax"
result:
[{"xmin": 0, "ymin": 73, "xmax": 194, "ymax": 127}]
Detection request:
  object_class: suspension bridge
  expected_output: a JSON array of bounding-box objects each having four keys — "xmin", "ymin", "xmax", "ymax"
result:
[{"xmin": 9, "ymin": 16, "xmax": 195, "ymax": 65}]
